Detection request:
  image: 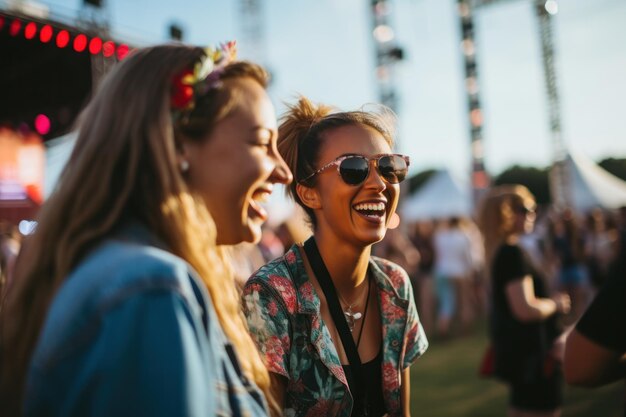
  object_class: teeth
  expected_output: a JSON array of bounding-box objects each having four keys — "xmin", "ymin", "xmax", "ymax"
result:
[{"xmin": 354, "ymin": 202, "xmax": 385, "ymax": 212}]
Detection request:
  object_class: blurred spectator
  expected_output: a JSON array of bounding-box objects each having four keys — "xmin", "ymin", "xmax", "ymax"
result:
[
  {"xmin": 479, "ymin": 184, "xmax": 570, "ymax": 417},
  {"xmin": 549, "ymin": 210, "xmax": 592, "ymax": 323},
  {"xmin": 464, "ymin": 217, "xmax": 487, "ymax": 320},
  {"xmin": 618, "ymin": 207, "xmax": 626, "ymax": 260},
  {"xmin": 409, "ymin": 220, "xmax": 436, "ymax": 334},
  {"xmin": 433, "ymin": 216, "xmax": 474, "ymax": 338},
  {"xmin": 374, "ymin": 227, "xmax": 421, "ymax": 278},
  {"xmin": 0, "ymin": 221, "xmax": 21, "ymax": 299},
  {"xmin": 257, "ymin": 225, "xmax": 286, "ymax": 262},
  {"xmin": 564, "ymin": 242, "xmax": 626, "ymax": 416},
  {"xmin": 229, "ymin": 242, "xmax": 267, "ymax": 291},
  {"xmin": 584, "ymin": 208, "xmax": 618, "ymax": 290}
]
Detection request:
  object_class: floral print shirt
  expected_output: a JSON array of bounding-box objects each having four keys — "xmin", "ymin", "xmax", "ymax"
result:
[{"xmin": 242, "ymin": 244, "xmax": 428, "ymax": 417}]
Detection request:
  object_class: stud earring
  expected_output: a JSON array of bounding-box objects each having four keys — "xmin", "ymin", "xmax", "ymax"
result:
[{"xmin": 180, "ymin": 160, "xmax": 190, "ymax": 173}]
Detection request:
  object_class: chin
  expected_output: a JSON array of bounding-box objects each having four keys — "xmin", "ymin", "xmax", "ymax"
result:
[
  {"xmin": 359, "ymin": 231, "xmax": 386, "ymax": 246},
  {"xmin": 243, "ymin": 222, "xmax": 263, "ymax": 245}
]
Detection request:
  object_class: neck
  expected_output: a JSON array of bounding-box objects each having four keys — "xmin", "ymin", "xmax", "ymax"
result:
[{"xmin": 313, "ymin": 229, "xmax": 371, "ymax": 301}]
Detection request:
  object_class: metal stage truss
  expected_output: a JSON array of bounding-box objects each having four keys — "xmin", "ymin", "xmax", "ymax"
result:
[{"xmin": 457, "ymin": 0, "xmax": 570, "ymax": 209}]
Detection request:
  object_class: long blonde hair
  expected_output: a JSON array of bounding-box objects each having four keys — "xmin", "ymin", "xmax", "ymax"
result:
[
  {"xmin": 477, "ymin": 184, "xmax": 536, "ymax": 271},
  {"xmin": 0, "ymin": 44, "xmax": 271, "ymax": 414}
]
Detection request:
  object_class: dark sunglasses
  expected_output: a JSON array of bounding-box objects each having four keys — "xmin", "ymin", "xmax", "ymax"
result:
[
  {"xmin": 514, "ymin": 206, "xmax": 536, "ymax": 216},
  {"xmin": 299, "ymin": 153, "xmax": 410, "ymax": 186}
]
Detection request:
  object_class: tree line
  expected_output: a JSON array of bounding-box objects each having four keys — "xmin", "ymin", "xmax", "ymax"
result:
[{"xmin": 408, "ymin": 157, "xmax": 626, "ymax": 205}]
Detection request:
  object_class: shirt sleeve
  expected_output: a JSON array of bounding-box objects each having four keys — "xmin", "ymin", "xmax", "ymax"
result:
[
  {"xmin": 387, "ymin": 263, "xmax": 428, "ymax": 369},
  {"xmin": 51, "ymin": 291, "xmax": 219, "ymax": 417},
  {"xmin": 495, "ymin": 244, "xmax": 529, "ymax": 286},
  {"xmin": 402, "ymin": 277, "xmax": 429, "ymax": 369},
  {"xmin": 576, "ymin": 267, "xmax": 626, "ymax": 352},
  {"xmin": 242, "ymin": 280, "xmax": 291, "ymax": 378}
]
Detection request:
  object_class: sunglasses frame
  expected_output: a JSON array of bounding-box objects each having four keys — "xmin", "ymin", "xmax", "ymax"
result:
[{"xmin": 299, "ymin": 153, "xmax": 410, "ymax": 186}]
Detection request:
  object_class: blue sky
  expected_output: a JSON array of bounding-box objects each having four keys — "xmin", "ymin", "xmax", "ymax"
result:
[{"xmin": 27, "ymin": 0, "xmax": 626, "ymax": 177}]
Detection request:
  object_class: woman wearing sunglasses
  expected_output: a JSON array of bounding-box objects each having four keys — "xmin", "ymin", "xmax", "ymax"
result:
[
  {"xmin": 478, "ymin": 185, "xmax": 570, "ymax": 417},
  {"xmin": 242, "ymin": 97, "xmax": 428, "ymax": 417},
  {"xmin": 0, "ymin": 44, "xmax": 291, "ymax": 416}
]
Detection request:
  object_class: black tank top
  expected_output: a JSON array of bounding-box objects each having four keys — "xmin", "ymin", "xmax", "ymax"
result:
[{"xmin": 342, "ymin": 349, "xmax": 387, "ymax": 417}]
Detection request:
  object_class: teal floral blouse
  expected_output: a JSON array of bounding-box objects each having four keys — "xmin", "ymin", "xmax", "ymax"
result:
[{"xmin": 242, "ymin": 244, "xmax": 428, "ymax": 417}]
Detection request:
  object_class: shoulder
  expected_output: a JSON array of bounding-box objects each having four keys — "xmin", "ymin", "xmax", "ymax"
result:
[
  {"xmin": 48, "ymin": 237, "xmax": 206, "ymax": 331},
  {"xmin": 81, "ymin": 239, "xmax": 194, "ymax": 293},
  {"xmin": 246, "ymin": 244, "xmax": 300, "ymax": 291},
  {"xmin": 371, "ymin": 256, "xmax": 412, "ymax": 297},
  {"xmin": 29, "ymin": 236, "xmax": 216, "ymax": 373},
  {"xmin": 244, "ymin": 246, "xmax": 300, "ymax": 314},
  {"xmin": 249, "ymin": 246, "xmax": 296, "ymax": 280},
  {"xmin": 372, "ymin": 256, "xmax": 410, "ymax": 280}
]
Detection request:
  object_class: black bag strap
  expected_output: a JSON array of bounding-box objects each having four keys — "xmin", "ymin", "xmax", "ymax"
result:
[{"xmin": 303, "ymin": 237, "xmax": 366, "ymax": 410}]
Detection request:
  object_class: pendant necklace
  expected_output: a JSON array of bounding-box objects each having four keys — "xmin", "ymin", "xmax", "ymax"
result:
[{"xmin": 337, "ymin": 274, "xmax": 371, "ymax": 332}]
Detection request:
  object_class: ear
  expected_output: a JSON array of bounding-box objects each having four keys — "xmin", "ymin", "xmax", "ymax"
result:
[{"xmin": 296, "ymin": 183, "xmax": 322, "ymax": 210}]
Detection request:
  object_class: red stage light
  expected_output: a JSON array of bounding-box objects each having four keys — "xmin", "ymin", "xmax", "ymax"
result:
[
  {"xmin": 56, "ymin": 30, "xmax": 70, "ymax": 48},
  {"xmin": 116, "ymin": 44, "xmax": 129, "ymax": 60},
  {"xmin": 40, "ymin": 25, "xmax": 53, "ymax": 43},
  {"xmin": 34, "ymin": 114, "xmax": 51, "ymax": 135},
  {"xmin": 73, "ymin": 34, "xmax": 87, "ymax": 52},
  {"xmin": 9, "ymin": 19, "xmax": 21, "ymax": 36},
  {"xmin": 24, "ymin": 22, "xmax": 37, "ymax": 39},
  {"xmin": 89, "ymin": 37, "xmax": 102, "ymax": 54},
  {"xmin": 0, "ymin": 16, "xmax": 5, "ymax": 31},
  {"xmin": 102, "ymin": 40, "xmax": 115, "ymax": 57}
]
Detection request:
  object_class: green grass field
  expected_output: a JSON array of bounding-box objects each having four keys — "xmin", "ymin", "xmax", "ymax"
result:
[{"xmin": 409, "ymin": 323, "xmax": 624, "ymax": 417}]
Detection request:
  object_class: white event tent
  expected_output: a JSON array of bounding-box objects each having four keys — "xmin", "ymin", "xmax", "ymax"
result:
[
  {"xmin": 401, "ymin": 150, "xmax": 626, "ymax": 221},
  {"xmin": 401, "ymin": 168, "xmax": 472, "ymax": 222},
  {"xmin": 562, "ymin": 150, "xmax": 626, "ymax": 213}
]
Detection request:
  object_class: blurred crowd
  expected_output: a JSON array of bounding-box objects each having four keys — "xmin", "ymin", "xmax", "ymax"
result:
[
  {"xmin": 3, "ymin": 204, "xmax": 625, "ymax": 338},
  {"xmin": 375, "ymin": 205, "xmax": 626, "ymax": 339}
]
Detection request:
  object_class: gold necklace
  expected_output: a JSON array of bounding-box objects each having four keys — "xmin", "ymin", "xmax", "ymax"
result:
[{"xmin": 336, "ymin": 275, "xmax": 370, "ymax": 332}]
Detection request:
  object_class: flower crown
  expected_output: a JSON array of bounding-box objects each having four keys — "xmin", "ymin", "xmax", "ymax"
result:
[{"xmin": 171, "ymin": 41, "xmax": 238, "ymax": 116}]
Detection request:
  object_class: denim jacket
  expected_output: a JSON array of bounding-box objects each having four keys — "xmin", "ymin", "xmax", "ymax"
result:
[
  {"xmin": 242, "ymin": 244, "xmax": 428, "ymax": 417},
  {"xmin": 24, "ymin": 223, "xmax": 268, "ymax": 417}
]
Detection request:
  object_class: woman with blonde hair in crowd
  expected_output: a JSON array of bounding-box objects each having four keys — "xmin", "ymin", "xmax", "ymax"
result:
[
  {"xmin": 0, "ymin": 43, "xmax": 291, "ymax": 416},
  {"xmin": 242, "ymin": 97, "xmax": 428, "ymax": 416},
  {"xmin": 478, "ymin": 185, "xmax": 570, "ymax": 417}
]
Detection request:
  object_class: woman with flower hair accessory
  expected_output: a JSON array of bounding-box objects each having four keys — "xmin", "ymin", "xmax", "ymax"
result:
[
  {"xmin": 0, "ymin": 43, "xmax": 291, "ymax": 416},
  {"xmin": 242, "ymin": 96, "xmax": 428, "ymax": 417}
]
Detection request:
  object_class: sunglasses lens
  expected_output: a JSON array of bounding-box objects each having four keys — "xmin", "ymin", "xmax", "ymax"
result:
[
  {"xmin": 339, "ymin": 157, "xmax": 369, "ymax": 185},
  {"xmin": 378, "ymin": 155, "xmax": 408, "ymax": 184}
]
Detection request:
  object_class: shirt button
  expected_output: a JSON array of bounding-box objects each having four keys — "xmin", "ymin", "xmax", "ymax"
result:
[{"xmin": 392, "ymin": 340, "xmax": 399, "ymax": 347}]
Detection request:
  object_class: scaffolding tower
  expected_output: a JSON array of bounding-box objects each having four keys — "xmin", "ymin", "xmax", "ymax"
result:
[
  {"xmin": 238, "ymin": 0, "xmax": 268, "ymax": 74},
  {"xmin": 78, "ymin": 0, "xmax": 113, "ymax": 88},
  {"xmin": 370, "ymin": 0, "xmax": 404, "ymax": 114},
  {"xmin": 457, "ymin": 0, "xmax": 569, "ymax": 209}
]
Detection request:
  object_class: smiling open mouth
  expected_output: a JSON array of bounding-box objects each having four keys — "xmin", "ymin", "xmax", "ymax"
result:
[
  {"xmin": 248, "ymin": 189, "xmax": 271, "ymax": 221},
  {"xmin": 353, "ymin": 202, "xmax": 386, "ymax": 219}
]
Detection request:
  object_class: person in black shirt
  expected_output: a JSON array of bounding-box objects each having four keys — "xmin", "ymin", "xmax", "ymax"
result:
[
  {"xmin": 478, "ymin": 185, "xmax": 571, "ymax": 417},
  {"xmin": 564, "ymin": 247, "xmax": 626, "ymax": 416}
]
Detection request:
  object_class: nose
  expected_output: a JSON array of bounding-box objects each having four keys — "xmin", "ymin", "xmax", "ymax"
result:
[
  {"xmin": 270, "ymin": 151, "xmax": 293, "ymax": 185},
  {"xmin": 363, "ymin": 160, "xmax": 386, "ymax": 191}
]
